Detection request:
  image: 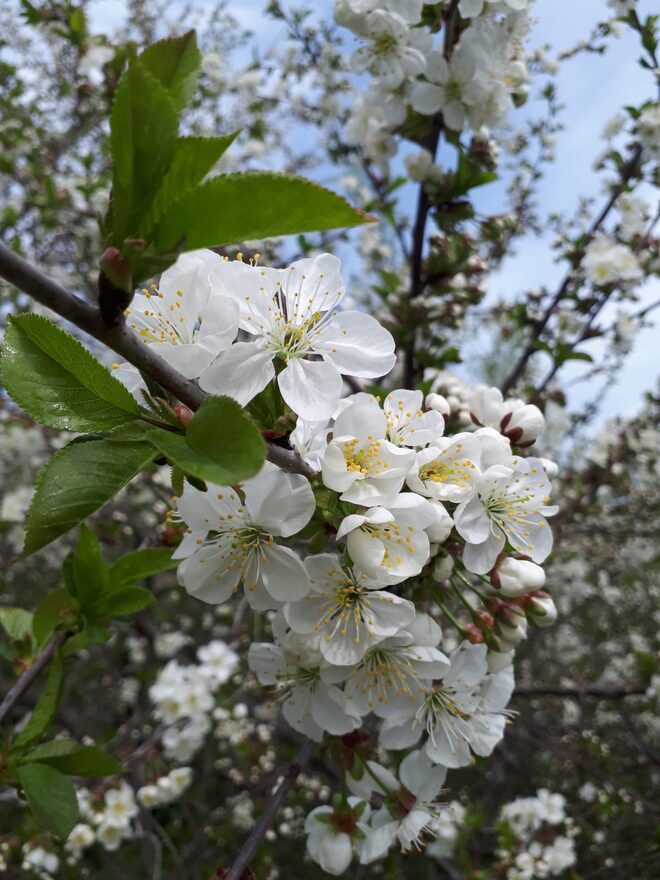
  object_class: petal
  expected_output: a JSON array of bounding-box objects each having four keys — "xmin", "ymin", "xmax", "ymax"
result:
[
  {"xmin": 281, "ymin": 253, "xmax": 345, "ymax": 325},
  {"xmin": 278, "ymin": 358, "xmax": 343, "ymax": 420},
  {"xmin": 400, "ymin": 750, "xmax": 447, "ymax": 801},
  {"xmin": 314, "ymin": 311, "xmax": 396, "ymax": 378},
  {"xmin": 359, "ymin": 821, "xmax": 398, "ymax": 864},
  {"xmin": 410, "ymin": 81, "xmax": 444, "ymax": 115},
  {"xmin": 198, "ymin": 341, "xmax": 275, "ymax": 405},
  {"xmin": 310, "ymin": 684, "xmax": 359, "ymax": 735},
  {"xmin": 258, "ymin": 544, "xmax": 310, "ymax": 602},
  {"xmin": 177, "ymin": 547, "xmax": 241, "ymax": 604},
  {"xmin": 247, "ymin": 642, "xmax": 286, "ymax": 685}
]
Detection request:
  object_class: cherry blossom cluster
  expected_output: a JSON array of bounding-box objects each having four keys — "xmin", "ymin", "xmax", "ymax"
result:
[
  {"xmin": 334, "ymin": 0, "xmax": 534, "ymax": 170},
  {"xmin": 110, "ymin": 246, "xmax": 564, "ymax": 874}
]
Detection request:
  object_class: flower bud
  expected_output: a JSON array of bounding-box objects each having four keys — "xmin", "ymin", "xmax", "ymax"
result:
[
  {"xmin": 426, "ymin": 501, "xmax": 453, "ymax": 544},
  {"xmin": 432, "ymin": 552, "xmax": 454, "ymax": 582},
  {"xmin": 470, "ymin": 386, "xmax": 505, "ymax": 427},
  {"xmin": 495, "ymin": 605, "xmax": 528, "ymax": 645},
  {"xmin": 492, "ymin": 557, "xmax": 546, "ymax": 598},
  {"xmin": 473, "ymin": 609, "xmax": 494, "ymax": 631},
  {"xmin": 540, "ymin": 457, "xmax": 559, "ymax": 479},
  {"xmin": 500, "ymin": 401, "xmax": 545, "ymax": 447},
  {"xmin": 173, "ymin": 404, "xmax": 194, "ymax": 427},
  {"xmin": 464, "ymin": 623, "xmax": 485, "ymax": 644},
  {"xmin": 425, "ymin": 393, "xmax": 451, "ymax": 417},
  {"xmin": 527, "ymin": 591, "xmax": 558, "ymax": 628}
]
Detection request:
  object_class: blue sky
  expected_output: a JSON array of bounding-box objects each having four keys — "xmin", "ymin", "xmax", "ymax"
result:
[{"xmin": 89, "ymin": 0, "xmax": 659, "ymax": 425}]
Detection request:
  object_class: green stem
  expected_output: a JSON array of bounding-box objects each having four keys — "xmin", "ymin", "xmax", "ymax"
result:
[{"xmin": 430, "ymin": 588, "xmax": 465, "ymax": 634}]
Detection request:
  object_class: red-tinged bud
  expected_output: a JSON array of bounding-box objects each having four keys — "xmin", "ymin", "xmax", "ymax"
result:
[
  {"xmin": 173, "ymin": 405, "xmax": 194, "ymax": 427},
  {"xmin": 464, "ymin": 623, "xmax": 485, "ymax": 644},
  {"xmin": 473, "ymin": 610, "xmax": 494, "ymax": 631}
]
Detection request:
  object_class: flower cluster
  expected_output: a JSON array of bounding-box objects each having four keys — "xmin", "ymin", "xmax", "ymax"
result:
[
  {"xmin": 137, "ymin": 248, "xmax": 564, "ymax": 873},
  {"xmin": 497, "ymin": 790, "xmax": 578, "ymax": 880},
  {"xmin": 335, "ymin": 0, "xmax": 533, "ymax": 170}
]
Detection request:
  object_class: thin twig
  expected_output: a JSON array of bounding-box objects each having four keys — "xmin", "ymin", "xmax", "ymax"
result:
[
  {"xmin": 499, "ymin": 145, "xmax": 643, "ymax": 395},
  {"xmin": 513, "ymin": 685, "xmax": 647, "ymax": 699},
  {"xmin": 222, "ymin": 738, "xmax": 315, "ymax": 880},
  {"xmin": 0, "ymin": 631, "xmax": 67, "ymax": 725},
  {"xmin": 0, "ymin": 242, "xmax": 314, "ymax": 478}
]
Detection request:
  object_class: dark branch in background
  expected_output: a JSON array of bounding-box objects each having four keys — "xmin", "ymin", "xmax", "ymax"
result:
[
  {"xmin": 403, "ymin": 0, "xmax": 461, "ymax": 389},
  {"xmin": 499, "ymin": 145, "xmax": 643, "ymax": 396},
  {"xmin": 0, "ymin": 242, "xmax": 314, "ymax": 478},
  {"xmin": 221, "ymin": 738, "xmax": 315, "ymax": 880},
  {"xmin": 531, "ymin": 204, "xmax": 660, "ymax": 398},
  {"xmin": 0, "ymin": 632, "xmax": 68, "ymax": 726},
  {"xmin": 513, "ymin": 685, "xmax": 648, "ymax": 700}
]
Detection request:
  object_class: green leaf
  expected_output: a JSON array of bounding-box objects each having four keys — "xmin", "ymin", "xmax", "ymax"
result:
[
  {"xmin": 13, "ymin": 653, "xmax": 64, "ymax": 750},
  {"xmin": 0, "ymin": 314, "xmax": 140, "ymax": 432},
  {"xmin": 139, "ymin": 31, "xmax": 201, "ymax": 112},
  {"xmin": 152, "ymin": 172, "xmax": 373, "ymax": 252},
  {"xmin": 62, "ymin": 622, "xmax": 110, "ymax": 657},
  {"xmin": 32, "ymin": 590, "xmax": 79, "ymax": 648},
  {"xmin": 101, "ymin": 586, "xmax": 155, "ymax": 616},
  {"xmin": 24, "ymin": 741, "xmax": 124, "ymax": 777},
  {"xmin": 17, "ymin": 763, "xmax": 78, "ymax": 838},
  {"xmin": 110, "ymin": 56, "xmax": 179, "ymax": 242},
  {"xmin": 23, "ymin": 430, "xmax": 155, "ymax": 556},
  {"xmin": 0, "ymin": 607, "xmax": 33, "ymax": 642},
  {"xmin": 69, "ymin": 525, "xmax": 109, "ymax": 610},
  {"xmin": 147, "ymin": 428, "xmax": 234, "ymax": 484},
  {"xmin": 141, "ymin": 133, "xmax": 239, "ymax": 232},
  {"xmin": 186, "ymin": 396, "xmax": 266, "ymax": 482},
  {"xmin": 108, "ymin": 547, "xmax": 178, "ymax": 587}
]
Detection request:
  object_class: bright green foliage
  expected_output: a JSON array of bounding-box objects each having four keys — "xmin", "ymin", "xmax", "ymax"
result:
[
  {"xmin": 22, "ymin": 429, "xmax": 156, "ymax": 556},
  {"xmin": 139, "ymin": 30, "xmax": 202, "ymax": 112},
  {"xmin": 103, "ymin": 31, "xmax": 371, "ymax": 287},
  {"xmin": 0, "ymin": 315, "xmax": 140, "ymax": 432},
  {"xmin": 108, "ymin": 546, "xmax": 179, "ymax": 586},
  {"xmin": 148, "ymin": 396, "xmax": 266, "ymax": 485},
  {"xmin": 185, "ymin": 395, "xmax": 266, "ymax": 481},
  {"xmin": 151, "ymin": 171, "xmax": 374, "ymax": 252},
  {"xmin": 16, "ymin": 763, "xmax": 78, "ymax": 839}
]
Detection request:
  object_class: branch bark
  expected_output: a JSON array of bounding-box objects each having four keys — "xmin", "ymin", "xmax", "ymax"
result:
[
  {"xmin": 0, "ymin": 631, "xmax": 67, "ymax": 726},
  {"xmin": 0, "ymin": 242, "xmax": 314, "ymax": 478},
  {"xmin": 499, "ymin": 145, "xmax": 643, "ymax": 396},
  {"xmin": 222, "ymin": 738, "xmax": 315, "ymax": 880},
  {"xmin": 513, "ymin": 685, "xmax": 647, "ymax": 700}
]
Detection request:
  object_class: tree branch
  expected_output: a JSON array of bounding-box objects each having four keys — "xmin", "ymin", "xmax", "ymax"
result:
[
  {"xmin": 499, "ymin": 145, "xmax": 643, "ymax": 395},
  {"xmin": 0, "ymin": 631, "xmax": 67, "ymax": 726},
  {"xmin": 222, "ymin": 738, "xmax": 315, "ymax": 880},
  {"xmin": 0, "ymin": 242, "xmax": 314, "ymax": 478},
  {"xmin": 513, "ymin": 685, "xmax": 647, "ymax": 700},
  {"xmin": 403, "ymin": 0, "xmax": 460, "ymax": 389}
]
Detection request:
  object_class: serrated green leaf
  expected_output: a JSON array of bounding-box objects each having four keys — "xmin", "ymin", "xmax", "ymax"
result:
[
  {"xmin": 24, "ymin": 742, "xmax": 124, "ymax": 777},
  {"xmin": 108, "ymin": 547, "xmax": 177, "ymax": 587},
  {"xmin": 186, "ymin": 396, "xmax": 265, "ymax": 482},
  {"xmin": 32, "ymin": 590, "xmax": 79, "ymax": 648},
  {"xmin": 101, "ymin": 586, "xmax": 155, "ymax": 616},
  {"xmin": 147, "ymin": 428, "xmax": 237, "ymax": 484},
  {"xmin": 13, "ymin": 652, "xmax": 63, "ymax": 750},
  {"xmin": 69, "ymin": 525, "xmax": 109, "ymax": 610},
  {"xmin": 151, "ymin": 172, "xmax": 374, "ymax": 252},
  {"xmin": 109, "ymin": 56, "xmax": 179, "ymax": 242},
  {"xmin": 141, "ymin": 133, "xmax": 239, "ymax": 232},
  {"xmin": 23, "ymin": 430, "xmax": 155, "ymax": 556},
  {"xmin": 139, "ymin": 31, "xmax": 201, "ymax": 112},
  {"xmin": 0, "ymin": 607, "xmax": 33, "ymax": 642},
  {"xmin": 0, "ymin": 314, "xmax": 140, "ymax": 432},
  {"xmin": 17, "ymin": 763, "xmax": 78, "ymax": 838}
]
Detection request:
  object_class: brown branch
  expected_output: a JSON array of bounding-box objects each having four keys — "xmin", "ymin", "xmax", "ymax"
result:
[
  {"xmin": 499, "ymin": 144, "xmax": 643, "ymax": 395},
  {"xmin": 0, "ymin": 631, "xmax": 67, "ymax": 726},
  {"xmin": 513, "ymin": 685, "xmax": 647, "ymax": 700},
  {"xmin": 0, "ymin": 242, "xmax": 314, "ymax": 478},
  {"xmin": 222, "ymin": 738, "xmax": 315, "ymax": 880},
  {"xmin": 403, "ymin": 0, "xmax": 460, "ymax": 389}
]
